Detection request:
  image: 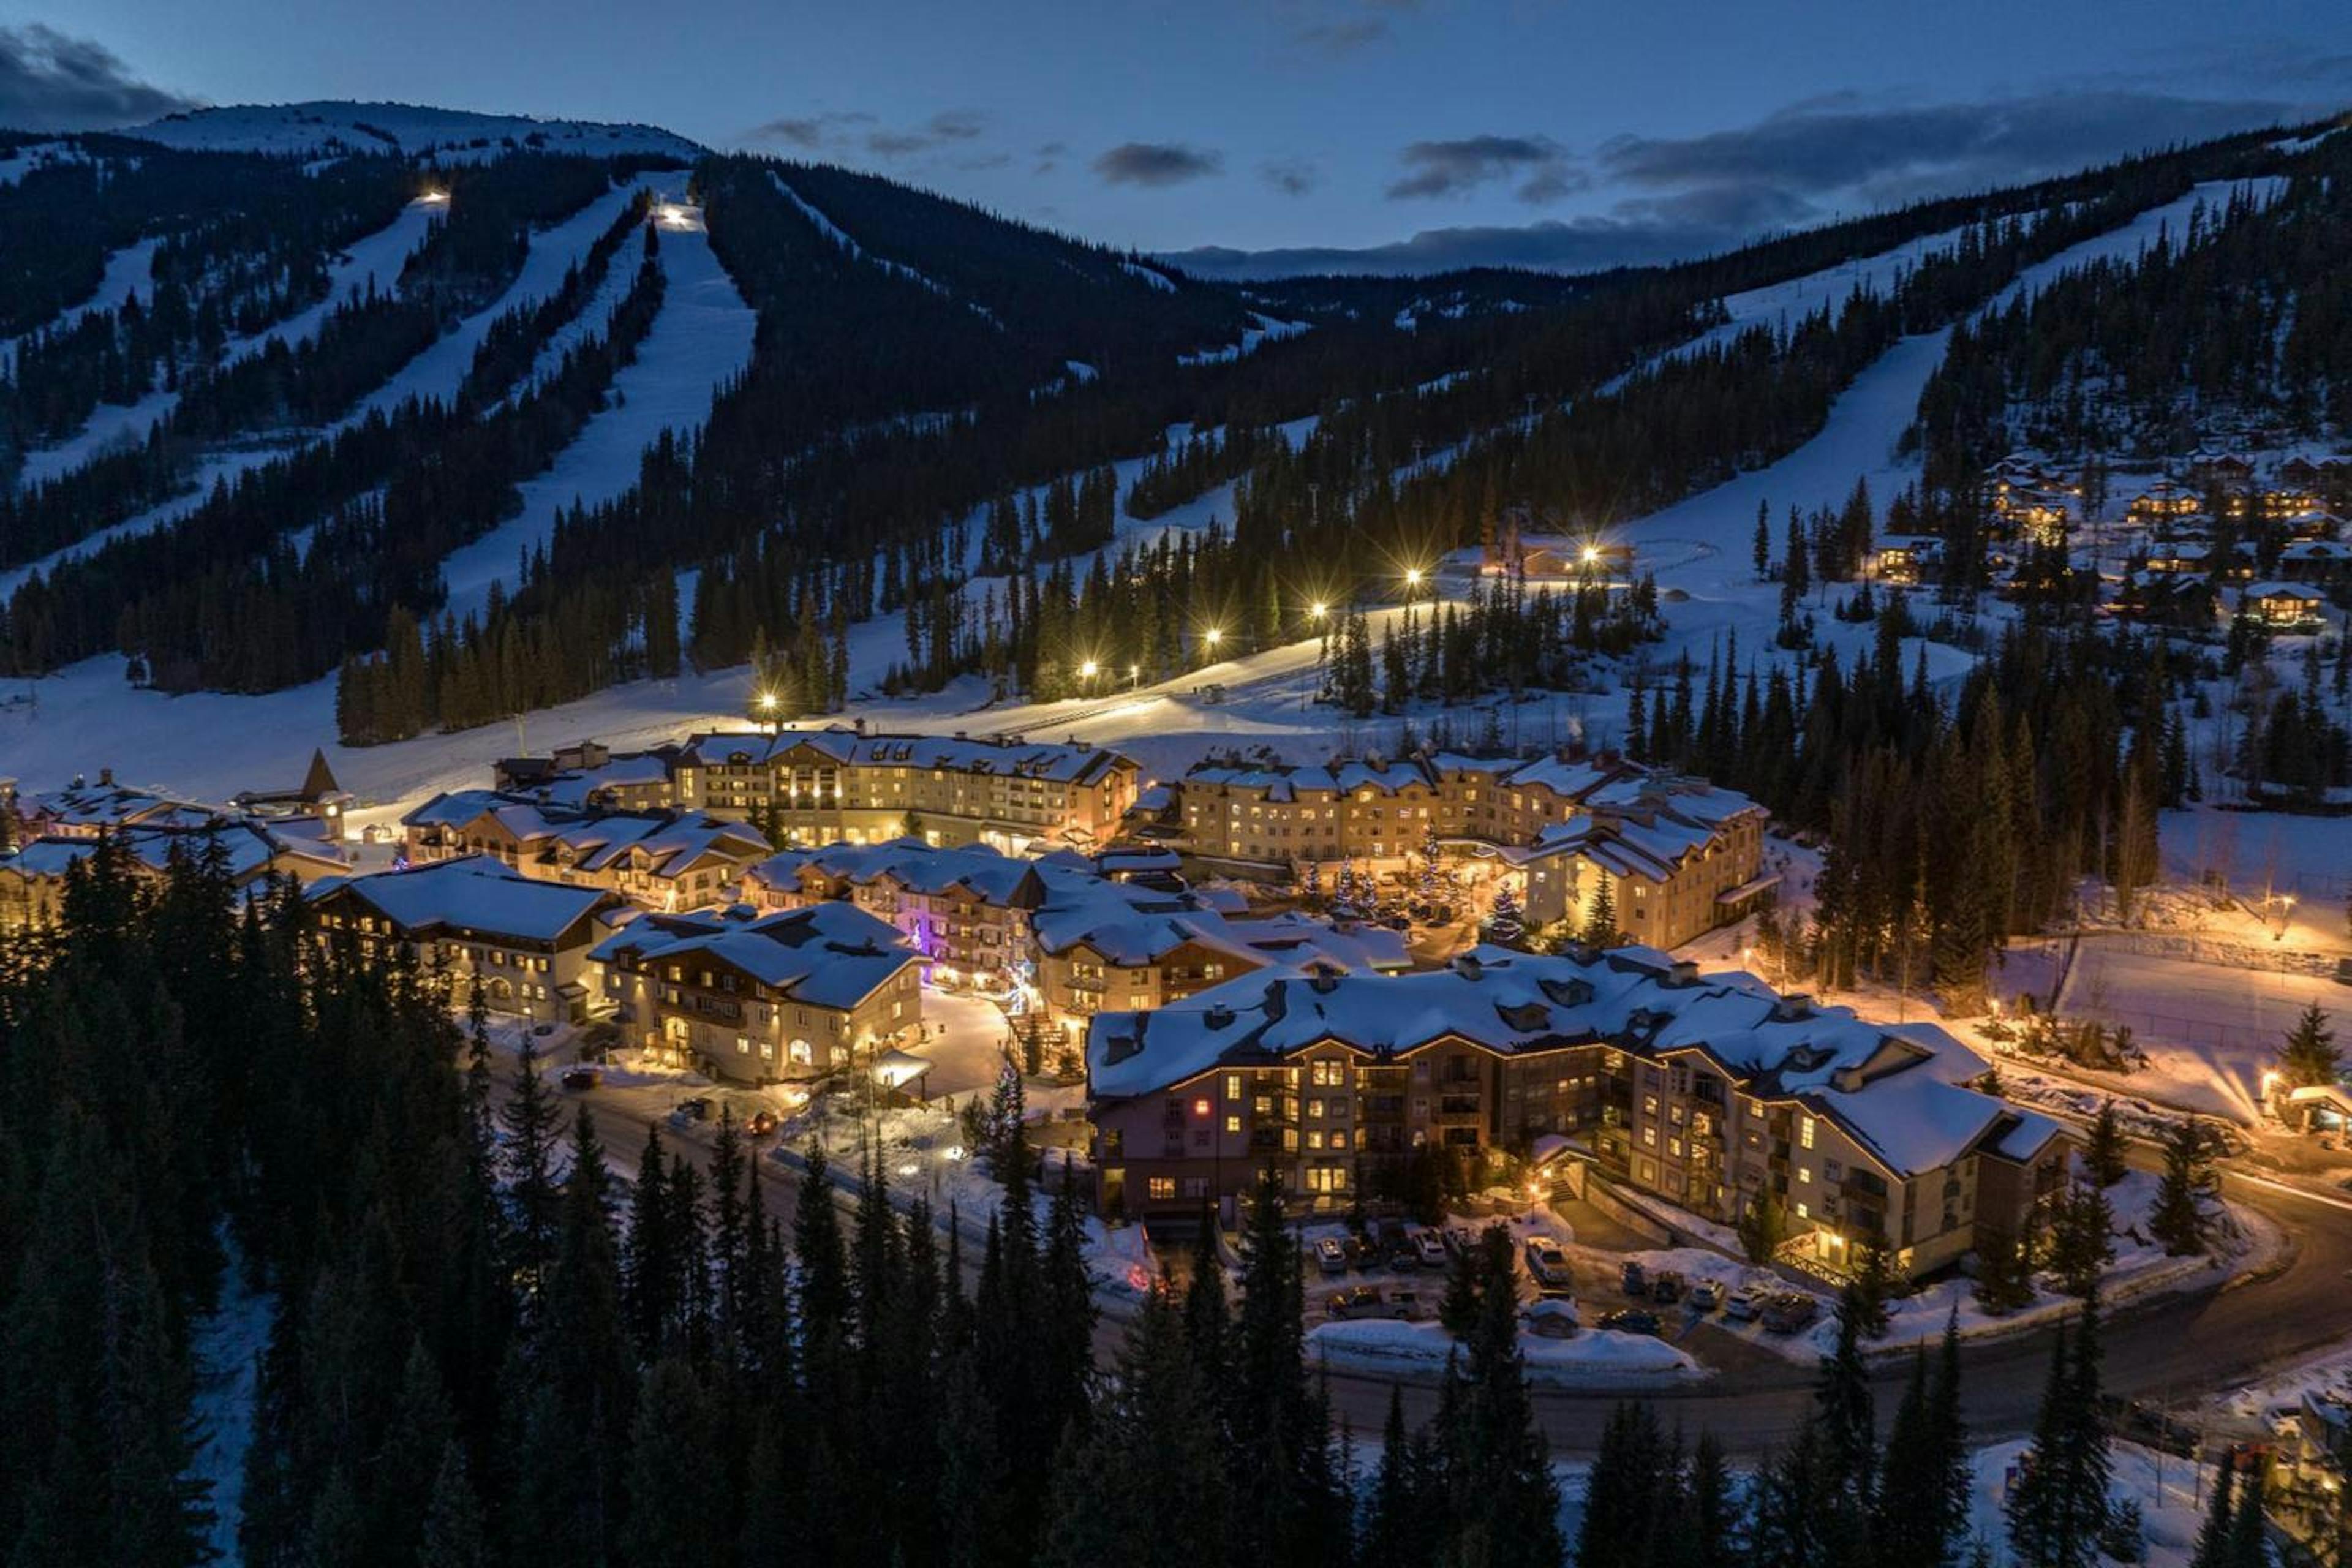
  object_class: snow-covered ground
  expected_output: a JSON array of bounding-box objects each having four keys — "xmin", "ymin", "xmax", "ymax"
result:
[
  {"xmin": 435, "ymin": 194, "xmax": 755, "ymax": 623},
  {"xmin": 1306, "ymin": 1314, "xmax": 1705, "ymax": 1384},
  {"xmin": 123, "ymin": 101, "xmax": 703, "ymax": 162},
  {"xmin": 1, "ymin": 236, "xmax": 159, "ymax": 375},
  {"xmin": 13, "ymin": 197, "xmax": 442, "ymax": 494},
  {"xmin": 1968, "ymin": 1438, "xmax": 2232, "ymax": 1568},
  {"xmin": 185, "ymin": 1239, "xmax": 275, "ymax": 1564}
]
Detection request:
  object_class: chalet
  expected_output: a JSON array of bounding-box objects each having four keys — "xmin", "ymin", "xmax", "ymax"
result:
[
  {"xmin": 399, "ymin": 793, "xmax": 769, "ymax": 909},
  {"xmin": 307, "ymin": 856, "xmax": 626, "ymax": 1023},
  {"xmin": 2278, "ymin": 539, "xmax": 2352, "ymax": 584},
  {"xmin": 1507, "ymin": 778, "xmax": 1775, "ymax": 949},
  {"xmin": 1086, "ymin": 946, "xmax": 2068, "ymax": 1279},
  {"xmin": 233, "ymin": 748, "xmax": 355, "ymax": 836},
  {"xmin": 587, "ymin": 900, "xmax": 921, "ymax": 1085},
  {"xmin": 0, "ymin": 818, "xmax": 349, "ymax": 933},
  {"xmin": 1872, "ymin": 535, "xmax": 1942, "ymax": 586},
  {"xmin": 2244, "ymin": 581, "xmax": 2329, "ymax": 631}
]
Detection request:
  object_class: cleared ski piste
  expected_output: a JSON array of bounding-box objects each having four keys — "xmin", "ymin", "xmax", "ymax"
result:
[
  {"xmin": 434, "ymin": 192, "xmax": 756, "ymax": 625},
  {"xmin": 9, "ymin": 176, "xmax": 668, "ymax": 595}
]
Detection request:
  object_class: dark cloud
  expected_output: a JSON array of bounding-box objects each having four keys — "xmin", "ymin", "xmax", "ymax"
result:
[
  {"xmin": 1387, "ymin": 134, "xmax": 1578, "ymax": 202},
  {"xmin": 0, "ymin": 23, "xmax": 197, "ymax": 132},
  {"xmin": 866, "ymin": 108, "xmax": 988, "ymax": 158},
  {"xmin": 742, "ymin": 109, "xmax": 872, "ymax": 149},
  {"xmin": 1597, "ymin": 88, "xmax": 2337, "ymax": 216},
  {"xmin": 1261, "ymin": 156, "xmax": 1320, "ymax": 197},
  {"xmin": 1092, "ymin": 140, "xmax": 1224, "ymax": 187},
  {"xmin": 1167, "ymin": 215, "xmax": 1725, "ymax": 280}
]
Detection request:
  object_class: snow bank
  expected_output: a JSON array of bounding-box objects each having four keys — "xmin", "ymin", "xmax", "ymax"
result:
[{"xmin": 1308, "ymin": 1316, "xmax": 1706, "ymax": 1385}]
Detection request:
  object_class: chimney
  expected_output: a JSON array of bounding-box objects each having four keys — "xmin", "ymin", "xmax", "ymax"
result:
[
  {"xmin": 1204, "ymin": 1004, "xmax": 1235, "ymax": 1030},
  {"xmin": 1451, "ymin": 953, "xmax": 1484, "ymax": 981},
  {"xmin": 1773, "ymin": 993, "xmax": 1814, "ymax": 1023},
  {"xmin": 98, "ymin": 767, "xmax": 115, "ymax": 787}
]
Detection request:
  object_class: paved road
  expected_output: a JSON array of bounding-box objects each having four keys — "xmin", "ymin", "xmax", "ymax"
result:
[{"xmin": 516, "ymin": 1047, "xmax": 2352, "ymax": 1460}]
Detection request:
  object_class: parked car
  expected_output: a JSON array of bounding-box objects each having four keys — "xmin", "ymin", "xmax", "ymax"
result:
[
  {"xmin": 1441, "ymin": 1224, "xmax": 1478, "ymax": 1260},
  {"xmin": 1724, "ymin": 1282, "xmax": 1774, "ymax": 1321},
  {"xmin": 1688, "ymin": 1280, "xmax": 1724, "ymax": 1313},
  {"xmin": 1388, "ymin": 1241, "xmax": 1423, "ymax": 1272},
  {"xmin": 1524, "ymin": 1238, "xmax": 1574, "ymax": 1289},
  {"xmin": 1412, "ymin": 1229, "xmax": 1449, "ymax": 1268},
  {"xmin": 559, "ymin": 1065, "xmax": 601, "ymax": 1091},
  {"xmin": 1761, "ymin": 1293, "xmax": 1821, "ymax": 1334},
  {"xmin": 1619, "ymin": 1259, "xmax": 1649, "ymax": 1297},
  {"xmin": 745, "ymin": 1109, "xmax": 781, "ymax": 1138},
  {"xmin": 1649, "ymin": 1270, "xmax": 1686, "ymax": 1306},
  {"xmin": 1596, "ymin": 1308, "xmax": 1663, "ymax": 1336},
  {"xmin": 1523, "ymin": 1298, "xmax": 1580, "ymax": 1339},
  {"xmin": 1327, "ymin": 1286, "xmax": 1428, "ymax": 1322},
  {"xmin": 666, "ymin": 1096, "xmax": 712, "ymax": 1128},
  {"xmin": 1315, "ymin": 1236, "xmax": 1350, "ymax": 1276}
]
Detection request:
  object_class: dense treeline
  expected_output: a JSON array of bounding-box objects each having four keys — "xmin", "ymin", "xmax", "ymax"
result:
[
  {"xmin": 0, "ymin": 149, "xmax": 417, "ymax": 470},
  {"xmin": 0, "ymin": 844, "xmax": 1577, "ymax": 1567},
  {"xmin": 458, "ymin": 187, "xmax": 654, "ymax": 409},
  {"xmin": 4, "ymin": 190, "xmax": 663, "ymax": 690},
  {"xmin": 1629, "ymin": 605, "xmax": 2167, "ymax": 1004},
  {"xmin": 0, "ymin": 152, "xmax": 627, "ymax": 571},
  {"xmin": 1916, "ymin": 131, "xmax": 2352, "ymax": 491}
]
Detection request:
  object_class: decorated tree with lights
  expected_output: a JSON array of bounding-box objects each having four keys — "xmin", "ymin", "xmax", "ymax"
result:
[{"xmin": 1488, "ymin": 880, "xmax": 1524, "ymax": 943}]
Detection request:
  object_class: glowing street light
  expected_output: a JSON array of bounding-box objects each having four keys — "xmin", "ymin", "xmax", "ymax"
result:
[
  {"xmin": 1581, "ymin": 545, "xmax": 1602, "ymax": 566},
  {"xmin": 1203, "ymin": 628, "xmax": 1224, "ymax": 649},
  {"xmin": 1310, "ymin": 601, "xmax": 1329, "ymax": 620},
  {"xmin": 1404, "ymin": 567, "xmax": 1425, "ymax": 590},
  {"xmin": 758, "ymin": 692, "xmax": 779, "ymax": 712},
  {"xmin": 1080, "ymin": 659, "xmax": 1099, "ymax": 680}
]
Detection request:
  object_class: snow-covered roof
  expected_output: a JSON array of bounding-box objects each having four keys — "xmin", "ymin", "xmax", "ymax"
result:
[
  {"xmin": 402, "ymin": 793, "xmax": 767, "ymax": 880},
  {"xmin": 676, "ymin": 727, "xmax": 1133, "ymax": 786},
  {"xmin": 312, "ymin": 855, "xmax": 616, "ymax": 943},
  {"xmin": 1088, "ymin": 946, "xmax": 2035, "ymax": 1179},
  {"xmin": 589, "ymin": 900, "xmax": 916, "ymax": 1011}
]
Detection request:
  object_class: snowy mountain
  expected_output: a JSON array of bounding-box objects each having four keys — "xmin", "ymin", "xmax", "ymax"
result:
[{"xmin": 121, "ymin": 99, "xmax": 704, "ymax": 164}]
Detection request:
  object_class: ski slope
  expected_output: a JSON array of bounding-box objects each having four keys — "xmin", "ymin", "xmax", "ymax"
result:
[
  {"xmin": 435, "ymin": 194, "xmax": 756, "ymax": 624},
  {"xmin": 13, "ymin": 197, "xmax": 442, "ymax": 492},
  {"xmin": 2, "ymin": 238, "xmax": 159, "ymax": 375}
]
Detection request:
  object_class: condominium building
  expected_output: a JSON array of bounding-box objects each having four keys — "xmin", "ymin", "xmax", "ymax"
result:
[
  {"xmin": 307, "ymin": 856, "xmax": 627, "ymax": 1023},
  {"xmin": 672, "ymin": 727, "xmax": 1138, "ymax": 854},
  {"xmin": 586, "ymin": 900, "xmax": 922, "ymax": 1086},
  {"xmin": 1087, "ymin": 945, "xmax": 2065, "ymax": 1280},
  {"xmin": 1, "ymin": 816, "xmax": 349, "ymax": 932}
]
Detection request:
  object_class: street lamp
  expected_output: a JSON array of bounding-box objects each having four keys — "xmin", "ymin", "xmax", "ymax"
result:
[
  {"xmin": 1203, "ymin": 627, "xmax": 1223, "ymax": 651},
  {"xmin": 1310, "ymin": 601, "xmax": 1329, "ymax": 621},
  {"xmin": 1404, "ymin": 567, "xmax": 1425, "ymax": 593},
  {"xmin": 1080, "ymin": 659, "xmax": 1099, "ymax": 681}
]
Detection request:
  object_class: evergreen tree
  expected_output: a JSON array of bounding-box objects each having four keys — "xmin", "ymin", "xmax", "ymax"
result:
[
  {"xmin": 2150, "ymin": 1119, "xmax": 2214, "ymax": 1256},
  {"xmin": 2278, "ymin": 1001, "xmax": 2339, "ymax": 1089},
  {"xmin": 2186, "ymin": 1459, "xmax": 2236, "ymax": 1568},
  {"xmin": 2084, "ymin": 1099, "xmax": 2128, "ymax": 1188},
  {"xmin": 1442, "ymin": 1226, "xmax": 1563, "ymax": 1568}
]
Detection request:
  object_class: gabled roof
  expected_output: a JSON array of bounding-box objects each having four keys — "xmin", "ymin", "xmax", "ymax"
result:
[
  {"xmin": 590, "ymin": 900, "xmax": 916, "ymax": 1011},
  {"xmin": 311, "ymin": 856, "xmax": 615, "ymax": 943},
  {"xmin": 1088, "ymin": 946, "xmax": 2035, "ymax": 1179}
]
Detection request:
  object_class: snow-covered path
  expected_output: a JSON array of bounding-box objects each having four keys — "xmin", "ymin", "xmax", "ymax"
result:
[
  {"xmin": 15, "ymin": 198, "xmax": 442, "ymax": 493},
  {"xmin": 434, "ymin": 193, "xmax": 756, "ymax": 624},
  {"xmin": 1, "ymin": 236, "xmax": 160, "ymax": 376}
]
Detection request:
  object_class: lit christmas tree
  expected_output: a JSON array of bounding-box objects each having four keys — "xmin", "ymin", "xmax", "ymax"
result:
[{"xmin": 1488, "ymin": 880, "xmax": 1525, "ymax": 943}]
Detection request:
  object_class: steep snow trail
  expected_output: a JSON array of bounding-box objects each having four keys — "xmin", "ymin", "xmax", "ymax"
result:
[
  {"xmin": 1618, "ymin": 179, "xmax": 2290, "ymax": 600},
  {"xmin": 435, "ymin": 194, "xmax": 756, "ymax": 624},
  {"xmin": 15, "ymin": 198, "xmax": 442, "ymax": 491},
  {"xmin": 1, "ymin": 237, "xmax": 160, "ymax": 376},
  {"xmin": 0, "ymin": 187, "xmax": 652, "ymax": 598}
]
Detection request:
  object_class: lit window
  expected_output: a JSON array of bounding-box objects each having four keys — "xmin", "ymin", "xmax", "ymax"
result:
[
  {"xmin": 1800, "ymin": 1117, "xmax": 1816, "ymax": 1150},
  {"xmin": 1193, "ymin": 1098, "xmax": 1212, "ymax": 1118}
]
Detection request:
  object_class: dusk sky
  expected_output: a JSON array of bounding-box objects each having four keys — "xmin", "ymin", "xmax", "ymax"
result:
[{"xmin": 10, "ymin": 0, "xmax": 2352, "ymax": 274}]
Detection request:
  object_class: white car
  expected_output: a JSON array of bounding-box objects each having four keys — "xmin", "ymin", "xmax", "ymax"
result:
[
  {"xmin": 1724, "ymin": 1281, "xmax": 1774, "ymax": 1321},
  {"xmin": 1523, "ymin": 1237, "xmax": 1574, "ymax": 1289},
  {"xmin": 1314, "ymin": 1236, "xmax": 1349, "ymax": 1276},
  {"xmin": 1412, "ymin": 1228, "xmax": 1449, "ymax": 1268}
]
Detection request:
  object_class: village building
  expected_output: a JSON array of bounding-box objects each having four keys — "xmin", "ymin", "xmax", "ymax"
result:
[
  {"xmin": 2244, "ymin": 581, "xmax": 2330, "ymax": 631},
  {"xmin": 0, "ymin": 816, "xmax": 349, "ymax": 932},
  {"xmin": 233, "ymin": 748, "xmax": 356, "ymax": 837},
  {"xmin": 1173, "ymin": 750, "xmax": 1767, "ymax": 948},
  {"xmin": 1086, "ymin": 945, "xmax": 2067, "ymax": 1280},
  {"xmin": 399, "ymin": 792, "xmax": 771, "ymax": 910},
  {"xmin": 671, "ymin": 726, "xmax": 1138, "ymax": 853},
  {"xmin": 307, "ymin": 856, "xmax": 627, "ymax": 1023},
  {"xmin": 586, "ymin": 900, "xmax": 922, "ymax": 1085}
]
